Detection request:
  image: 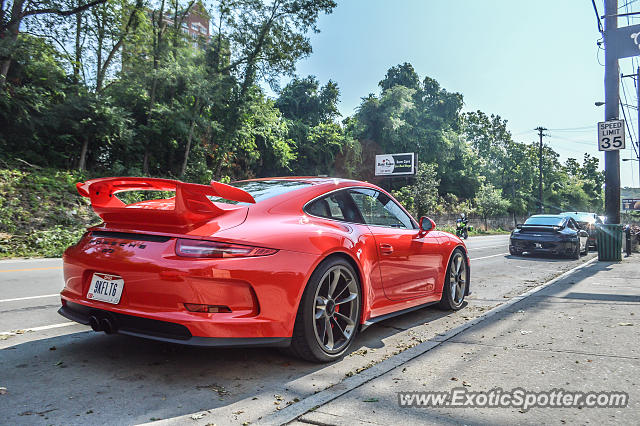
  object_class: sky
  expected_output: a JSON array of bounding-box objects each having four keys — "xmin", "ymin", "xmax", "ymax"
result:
[{"xmin": 284, "ymin": 0, "xmax": 640, "ymax": 188}]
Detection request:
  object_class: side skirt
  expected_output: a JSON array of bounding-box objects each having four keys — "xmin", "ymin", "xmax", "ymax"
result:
[{"xmin": 360, "ymin": 301, "xmax": 438, "ymax": 332}]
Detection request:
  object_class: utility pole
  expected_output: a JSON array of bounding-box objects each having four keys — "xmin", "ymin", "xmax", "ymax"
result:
[
  {"xmin": 637, "ymin": 66, "xmax": 640, "ymax": 184},
  {"xmin": 535, "ymin": 126, "xmax": 547, "ymax": 213},
  {"xmin": 604, "ymin": 0, "xmax": 621, "ymax": 224}
]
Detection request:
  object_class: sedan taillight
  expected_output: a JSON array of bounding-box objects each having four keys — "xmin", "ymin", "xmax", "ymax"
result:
[{"xmin": 175, "ymin": 238, "xmax": 278, "ymax": 258}]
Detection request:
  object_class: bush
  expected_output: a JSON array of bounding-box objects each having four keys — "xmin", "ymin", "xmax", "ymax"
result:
[
  {"xmin": 0, "ymin": 226, "xmax": 85, "ymax": 258},
  {"xmin": 0, "ymin": 167, "xmax": 99, "ymax": 257}
]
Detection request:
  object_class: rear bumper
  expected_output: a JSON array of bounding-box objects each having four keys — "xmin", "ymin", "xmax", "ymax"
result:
[
  {"xmin": 58, "ymin": 301, "xmax": 291, "ymax": 347},
  {"xmin": 510, "ymin": 238, "xmax": 574, "ymax": 254},
  {"xmin": 61, "ymin": 242, "xmax": 321, "ymax": 340}
]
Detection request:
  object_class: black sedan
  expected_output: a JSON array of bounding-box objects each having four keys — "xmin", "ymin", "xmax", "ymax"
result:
[{"xmin": 509, "ymin": 215, "xmax": 589, "ymax": 258}]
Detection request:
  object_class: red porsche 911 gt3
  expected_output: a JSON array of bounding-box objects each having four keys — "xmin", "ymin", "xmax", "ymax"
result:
[{"xmin": 59, "ymin": 177, "xmax": 470, "ymax": 362}]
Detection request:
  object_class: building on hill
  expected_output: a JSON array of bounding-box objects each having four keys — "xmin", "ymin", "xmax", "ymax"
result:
[{"xmin": 163, "ymin": 1, "xmax": 211, "ymax": 49}]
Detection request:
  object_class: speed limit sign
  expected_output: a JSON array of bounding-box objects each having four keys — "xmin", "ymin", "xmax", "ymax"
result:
[{"xmin": 598, "ymin": 120, "xmax": 625, "ymax": 151}]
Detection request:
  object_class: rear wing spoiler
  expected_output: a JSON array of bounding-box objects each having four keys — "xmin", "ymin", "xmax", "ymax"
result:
[{"xmin": 76, "ymin": 177, "xmax": 255, "ymax": 229}]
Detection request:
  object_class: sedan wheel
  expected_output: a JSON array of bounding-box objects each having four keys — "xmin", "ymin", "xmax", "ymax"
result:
[
  {"xmin": 438, "ymin": 249, "xmax": 468, "ymax": 310},
  {"xmin": 288, "ymin": 258, "xmax": 361, "ymax": 362}
]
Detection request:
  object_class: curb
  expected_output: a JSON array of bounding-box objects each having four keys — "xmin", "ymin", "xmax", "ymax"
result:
[{"xmin": 257, "ymin": 256, "xmax": 599, "ymax": 426}]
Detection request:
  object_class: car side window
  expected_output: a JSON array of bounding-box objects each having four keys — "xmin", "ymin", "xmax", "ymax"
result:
[
  {"xmin": 305, "ymin": 190, "xmax": 363, "ymax": 223},
  {"xmin": 349, "ymin": 188, "xmax": 414, "ymax": 229}
]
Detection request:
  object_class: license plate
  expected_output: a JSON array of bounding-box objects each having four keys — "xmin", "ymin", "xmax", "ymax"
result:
[
  {"xmin": 87, "ymin": 273, "xmax": 124, "ymax": 304},
  {"xmin": 535, "ymin": 243, "xmax": 542, "ymax": 248}
]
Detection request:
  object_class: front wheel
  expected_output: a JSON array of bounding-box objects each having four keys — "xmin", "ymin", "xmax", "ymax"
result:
[
  {"xmin": 288, "ymin": 258, "xmax": 361, "ymax": 362},
  {"xmin": 438, "ymin": 249, "xmax": 468, "ymax": 310}
]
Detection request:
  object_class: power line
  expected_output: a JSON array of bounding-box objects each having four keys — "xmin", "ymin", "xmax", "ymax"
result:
[
  {"xmin": 592, "ymin": 0, "xmax": 604, "ymax": 32},
  {"xmin": 620, "ymin": 84, "xmax": 638, "ymax": 143},
  {"xmin": 620, "ymin": 0, "xmax": 639, "ymax": 9},
  {"xmin": 547, "ymin": 134, "xmax": 597, "ymax": 146},
  {"xmin": 620, "ymin": 72, "xmax": 640, "ymax": 153},
  {"xmin": 547, "ymin": 125, "xmax": 594, "ymax": 131}
]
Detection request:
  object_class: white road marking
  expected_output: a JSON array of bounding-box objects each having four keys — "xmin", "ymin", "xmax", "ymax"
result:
[
  {"xmin": 471, "ymin": 252, "xmax": 509, "ymax": 261},
  {"xmin": 0, "ymin": 322, "xmax": 77, "ymax": 336},
  {"xmin": 0, "ymin": 294, "xmax": 59, "ymax": 303},
  {"xmin": 467, "ymin": 244, "xmax": 507, "ymax": 250}
]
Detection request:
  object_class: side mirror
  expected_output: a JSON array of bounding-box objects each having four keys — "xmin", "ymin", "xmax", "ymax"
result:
[
  {"xmin": 516, "ymin": 224, "xmax": 523, "ymax": 229},
  {"xmin": 419, "ymin": 216, "xmax": 435, "ymax": 232}
]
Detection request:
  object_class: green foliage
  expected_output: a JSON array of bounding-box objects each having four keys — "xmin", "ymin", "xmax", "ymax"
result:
[
  {"xmin": 0, "ymin": 167, "xmax": 100, "ymax": 257},
  {"xmin": 392, "ymin": 163, "xmax": 440, "ymax": 218},
  {"xmin": 0, "ymin": 226, "xmax": 86, "ymax": 258},
  {"xmin": 274, "ymin": 75, "xmax": 358, "ymax": 177},
  {"xmin": 474, "ymin": 183, "xmax": 510, "ymax": 218},
  {"xmin": 0, "ymin": 168, "xmax": 97, "ymax": 233}
]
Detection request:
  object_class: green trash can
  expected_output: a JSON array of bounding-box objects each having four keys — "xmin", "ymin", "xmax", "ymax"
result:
[{"xmin": 596, "ymin": 224, "xmax": 623, "ymax": 261}]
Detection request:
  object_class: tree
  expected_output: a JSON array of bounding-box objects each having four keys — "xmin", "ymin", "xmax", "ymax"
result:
[
  {"xmin": 275, "ymin": 75, "xmax": 353, "ymax": 176},
  {"xmin": 393, "ymin": 163, "xmax": 440, "ymax": 218},
  {"xmin": 355, "ymin": 64, "xmax": 469, "ymax": 197},
  {"xmin": 475, "ymin": 183, "xmax": 510, "ymax": 230},
  {"xmin": 1, "ymin": 0, "xmax": 108, "ymax": 84},
  {"xmin": 378, "ymin": 62, "xmax": 420, "ymax": 91}
]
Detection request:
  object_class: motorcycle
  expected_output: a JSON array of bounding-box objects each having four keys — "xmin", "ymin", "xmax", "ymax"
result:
[{"xmin": 455, "ymin": 213, "xmax": 472, "ymax": 239}]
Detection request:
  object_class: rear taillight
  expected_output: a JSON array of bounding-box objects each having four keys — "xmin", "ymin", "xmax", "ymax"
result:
[{"xmin": 175, "ymin": 238, "xmax": 278, "ymax": 258}]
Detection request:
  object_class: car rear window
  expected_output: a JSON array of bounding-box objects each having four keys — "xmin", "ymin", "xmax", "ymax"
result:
[
  {"xmin": 561, "ymin": 212, "xmax": 596, "ymax": 223},
  {"xmin": 208, "ymin": 180, "xmax": 311, "ymax": 205},
  {"xmin": 524, "ymin": 216, "xmax": 565, "ymax": 226}
]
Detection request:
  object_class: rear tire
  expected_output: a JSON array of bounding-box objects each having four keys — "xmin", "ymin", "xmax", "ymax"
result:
[
  {"xmin": 438, "ymin": 249, "xmax": 468, "ymax": 311},
  {"xmin": 288, "ymin": 258, "xmax": 361, "ymax": 363}
]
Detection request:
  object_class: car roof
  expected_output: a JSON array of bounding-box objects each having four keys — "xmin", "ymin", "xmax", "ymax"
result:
[
  {"xmin": 560, "ymin": 211, "xmax": 594, "ymax": 215},
  {"xmin": 528, "ymin": 214, "xmax": 567, "ymax": 219},
  {"xmin": 224, "ymin": 177, "xmax": 382, "ymax": 209},
  {"xmin": 234, "ymin": 176, "xmax": 362, "ymax": 185}
]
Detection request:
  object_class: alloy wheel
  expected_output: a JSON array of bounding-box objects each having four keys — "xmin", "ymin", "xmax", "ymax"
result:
[
  {"xmin": 449, "ymin": 252, "xmax": 467, "ymax": 306},
  {"xmin": 312, "ymin": 265, "xmax": 359, "ymax": 353}
]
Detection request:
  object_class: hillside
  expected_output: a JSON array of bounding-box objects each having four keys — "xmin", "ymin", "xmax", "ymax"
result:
[{"xmin": 0, "ymin": 167, "xmax": 99, "ymax": 257}]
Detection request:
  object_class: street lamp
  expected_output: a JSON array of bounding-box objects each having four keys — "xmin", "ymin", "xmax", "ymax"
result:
[{"xmin": 622, "ymin": 158, "xmax": 639, "ymax": 161}]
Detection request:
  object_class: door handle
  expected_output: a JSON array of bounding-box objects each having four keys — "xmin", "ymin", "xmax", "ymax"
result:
[{"xmin": 379, "ymin": 243, "xmax": 394, "ymax": 254}]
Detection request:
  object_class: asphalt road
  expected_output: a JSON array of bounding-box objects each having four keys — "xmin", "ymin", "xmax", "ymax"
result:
[{"xmin": 0, "ymin": 235, "xmax": 597, "ymax": 425}]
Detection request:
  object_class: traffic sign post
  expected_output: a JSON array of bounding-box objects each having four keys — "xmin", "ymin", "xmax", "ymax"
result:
[
  {"xmin": 603, "ymin": 0, "xmax": 621, "ymax": 226},
  {"xmin": 598, "ymin": 119, "xmax": 625, "ymax": 151}
]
